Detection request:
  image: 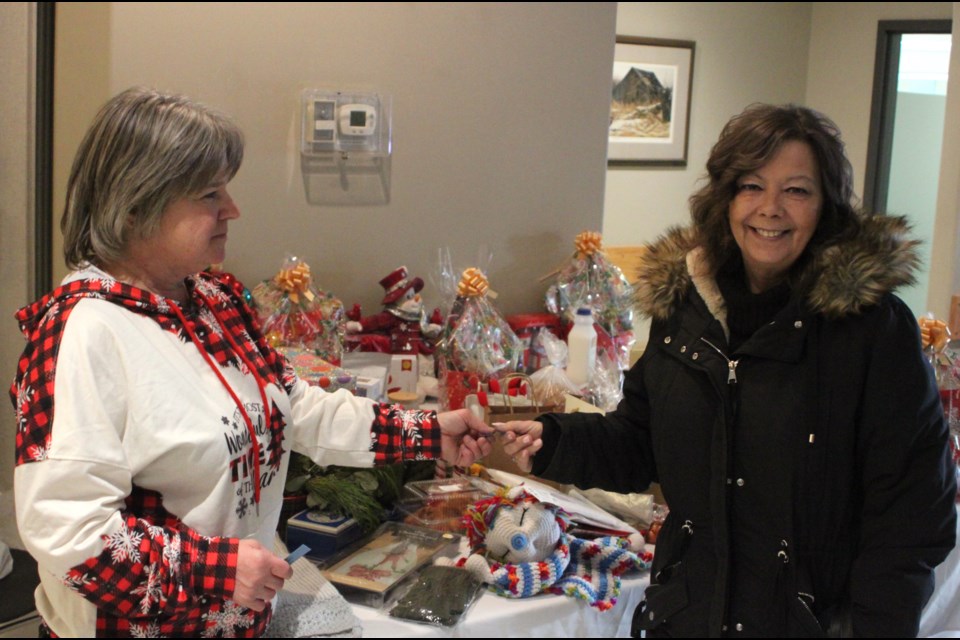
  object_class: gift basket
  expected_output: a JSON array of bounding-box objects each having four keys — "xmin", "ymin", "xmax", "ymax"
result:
[
  {"xmin": 475, "ymin": 372, "xmax": 567, "ymax": 476},
  {"xmin": 506, "ymin": 312, "xmax": 562, "ymax": 374},
  {"xmin": 545, "ymin": 231, "xmax": 635, "ymax": 370},
  {"xmin": 251, "ymin": 255, "xmax": 345, "ymax": 365},
  {"xmin": 435, "ymin": 264, "xmax": 522, "ymax": 410},
  {"xmin": 918, "ymin": 315, "xmax": 960, "ymax": 501}
]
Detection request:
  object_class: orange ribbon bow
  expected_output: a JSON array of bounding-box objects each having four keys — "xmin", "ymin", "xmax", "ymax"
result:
[
  {"xmin": 458, "ymin": 267, "xmax": 491, "ymax": 298},
  {"xmin": 275, "ymin": 262, "xmax": 316, "ymax": 305},
  {"xmin": 919, "ymin": 316, "xmax": 950, "ymax": 352},
  {"xmin": 575, "ymin": 231, "xmax": 602, "ymax": 257}
]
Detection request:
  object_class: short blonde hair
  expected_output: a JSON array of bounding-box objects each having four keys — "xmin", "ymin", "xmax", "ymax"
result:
[{"xmin": 62, "ymin": 87, "xmax": 244, "ymax": 269}]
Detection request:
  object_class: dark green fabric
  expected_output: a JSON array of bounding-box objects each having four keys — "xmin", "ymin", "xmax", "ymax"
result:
[{"xmin": 389, "ymin": 565, "xmax": 482, "ymax": 627}]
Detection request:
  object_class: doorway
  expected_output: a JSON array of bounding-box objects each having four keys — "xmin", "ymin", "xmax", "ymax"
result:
[{"xmin": 864, "ymin": 20, "xmax": 951, "ymax": 317}]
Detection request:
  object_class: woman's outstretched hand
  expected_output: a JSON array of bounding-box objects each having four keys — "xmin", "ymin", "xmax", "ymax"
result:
[
  {"xmin": 437, "ymin": 408, "xmax": 494, "ymax": 467},
  {"xmin": 492, "ymin": 420, "xmax": 543, "ymax": 473}
]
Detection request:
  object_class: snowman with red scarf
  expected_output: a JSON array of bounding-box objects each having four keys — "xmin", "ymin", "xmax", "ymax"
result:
[{"xmin": 345, "ymin": 266, "xmax": 442, "ymax": 355}]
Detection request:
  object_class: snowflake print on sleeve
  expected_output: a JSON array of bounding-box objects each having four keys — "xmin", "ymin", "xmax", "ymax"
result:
[
  {"xmin": 61, "ymin": 486, "xmax": 268, "ymax": 638},
  {"xmin": 202, "ymin": 601, "xmax": 255, "ymax": 638},
  {"xmin": 127, "ymin": 620, "xmax": 161, "ymax": 638},
  {"xmin": 63, "ymin": 487, "xmax": 238, "ymax": 614},
  {"xmin": 130, "ymin": 564, "xmax": 163, "ymax": 614},
  {"xmin": 369, "ymin": 403, "xmax": 441, "ymax": 464},
  {"xmin": 103, "ymin": 527, "xmax": 145, "ymax": 564}
]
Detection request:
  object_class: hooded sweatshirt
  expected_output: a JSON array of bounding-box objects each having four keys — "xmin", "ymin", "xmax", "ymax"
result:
[{"xmin": 11, "ymin": 266, "xmax": 438, "ymax": 638}]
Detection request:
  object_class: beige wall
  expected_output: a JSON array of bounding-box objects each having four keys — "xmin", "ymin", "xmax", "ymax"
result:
[
  {"xmin": 602, "ymin": 2, "xmax": 813, "ymax": 247},
  {"xmin": 51, "ymin": 2, "xmax": 111, "ymax": 287},
  {"xmin": 806, "ymin": 2, "xmax": 954, "ymax": 318},
  {"xmin": 0, "ymin": 3, "xmax": 35, "ymax": 491},
  {"xmin": 931, "ymin": 4, "xmax": 960, "ymax": 316},
  {"xmin": 805, "ymin": 2, "xmax": 952, "ymax": 195},
  {"xmin": 52, "ymin": 3, "xmax": 617, "ymax": 317}
]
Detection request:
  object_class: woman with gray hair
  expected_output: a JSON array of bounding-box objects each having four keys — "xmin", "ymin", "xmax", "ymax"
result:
[
  {"xmin": 11, "ymin": 87, "xmax": 493, "ymax": 638},
  {"xmin": 498, "ymin": 104, "xmax": 957, "ymax": 637}
]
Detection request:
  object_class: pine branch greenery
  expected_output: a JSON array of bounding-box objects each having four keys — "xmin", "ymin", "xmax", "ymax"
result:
[{"xmin": 284, "ymin": 452, "xmax": 436, "ymax": 532}]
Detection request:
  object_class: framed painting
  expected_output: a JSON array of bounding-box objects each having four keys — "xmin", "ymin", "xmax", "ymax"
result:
[
  {"xmin": 322, "ymin": 522, "xmax": 451, "ymax": 595},
  {"xmin": 609, "ymin": 36, "xmax": 695, "ymax": 166}
]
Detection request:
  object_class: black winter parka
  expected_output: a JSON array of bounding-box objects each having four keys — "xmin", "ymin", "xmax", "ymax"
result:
[{"xmin": 534, "ymin": 217, "xmax": 957, "ymax": 637}]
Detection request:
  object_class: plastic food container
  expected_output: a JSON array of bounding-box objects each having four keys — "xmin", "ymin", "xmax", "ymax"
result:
[{"xmin": 397, "ymin": 478, "xmax": 488, "ymax": 533}]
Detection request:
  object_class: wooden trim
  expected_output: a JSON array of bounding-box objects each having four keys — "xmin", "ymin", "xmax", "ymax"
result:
[{"xmin": 34, "ymin": 2, "xmax": 55, "ymax": 298}]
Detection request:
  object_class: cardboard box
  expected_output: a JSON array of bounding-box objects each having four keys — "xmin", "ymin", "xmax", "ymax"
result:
[
  {"xmin": 285, "ymin": 510, "xmax": 364, "ymax": 561},
  {"xmin": 387, "ymin": 354, "xmax": 418, "ymax": 394},
  {"xmin": 342, "ymin": 352, "xmax": 390, "ymax": 400},
  {"xmin": 354, "ymin": 375, "xmax": 384, "ymax": 401}
]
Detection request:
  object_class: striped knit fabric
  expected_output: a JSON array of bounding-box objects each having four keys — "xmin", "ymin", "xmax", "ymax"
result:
[
  {"xmin": 486, "ymin": 534, "xmax": 571, "ymax": 598},
  {"xmin": 549, "ymin": 535, "xmax": 653, "ymax": 610}
]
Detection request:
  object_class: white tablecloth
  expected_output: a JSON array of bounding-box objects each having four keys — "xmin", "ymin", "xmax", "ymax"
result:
[
  {"xmin": 351, "ymin": 572, "xmax": 650, "ymax": 638},
  {"xmin": 920, "ymin": 504, "xmax": 960, "ymax": 638},
  {"xmin": 349, "ymin": 503, "xmax": 960, "ymax": 638}
]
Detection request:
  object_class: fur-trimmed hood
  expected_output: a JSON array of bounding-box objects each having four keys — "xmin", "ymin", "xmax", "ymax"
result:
[{"xmin": 633, "ymin": 214, "xmax": 921, "ymax": 322}]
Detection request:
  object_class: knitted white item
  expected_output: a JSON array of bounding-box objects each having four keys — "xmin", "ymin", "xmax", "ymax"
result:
[
  {"xmin": 459, "ymin": 489, "xmax": 651, "ymax": 608},
  {"xmin": 461, "ymin": 488, "xmax": 573, "ymax": 598},
  {"xmin": 0, "ymin": 541, "xmax": 12, "ymax": 581},
  {"xmin": 483, "ymin": 499, "xmax": 561, "ymax": 564},
  {"xmin": 265, "ymin": 538, "xmax": 360, "ymax": 638},
  {"xmin": 483, "ymin": 536, "xmax": 571, "ymax": 599},
  {"xmin": 550, "ymin": 535, "xmax": 650, "ymax": 611}
]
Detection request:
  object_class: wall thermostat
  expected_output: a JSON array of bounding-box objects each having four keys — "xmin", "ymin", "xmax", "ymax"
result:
[
  {"xmin": 339, "ymin": 103, "xmax": 377, "ymax": 136},
  {"xmin": 301, "ymin": 89, "xmax": 390, "ymax": 157},
  {"xmin": 300, "ymin": 89, "xmax": 392, "ymax": 204}
]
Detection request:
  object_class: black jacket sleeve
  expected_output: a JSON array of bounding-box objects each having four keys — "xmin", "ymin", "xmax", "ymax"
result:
[
  {"xmin": 532, "ymin": 343, "xmax": 659, "ymax": 494},
  {"xmin": 848, "ymin": 297, "xmax": 957, "ymax": 637}
]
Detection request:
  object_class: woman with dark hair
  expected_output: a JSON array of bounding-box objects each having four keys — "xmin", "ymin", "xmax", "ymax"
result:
[
  {"xmin": 499, "ymin": 104, "xmax": 956, "ymax": 636},
  {"xmin": 11, "ymin": 87, "xmax": 493, "ymax": 638}
]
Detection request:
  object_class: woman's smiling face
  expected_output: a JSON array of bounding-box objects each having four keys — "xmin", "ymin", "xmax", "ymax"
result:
[{"xmin": 728, "ymin": 139, "xmax": 822, "ymax": 293}]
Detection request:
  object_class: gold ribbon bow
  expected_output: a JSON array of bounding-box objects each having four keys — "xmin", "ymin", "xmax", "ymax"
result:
[
  {"xmin": 458, "ymin": 267, "xmax": 491, "ymax": 298},
  {"xmin": 919, "ymin": 316, "xmax": 950, "ymax": 353},
  {"xmin": 275, "ymin": 263, "xmax": 316, "ymax": 305},
  {"xmin": 575, "ymin": 230, "xmax": 602, "ymax": 257}
]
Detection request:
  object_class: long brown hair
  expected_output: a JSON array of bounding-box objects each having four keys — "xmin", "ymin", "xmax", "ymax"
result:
[{"xmin": 689, "ymin": 104, "xmax": 860, "ymax": 279}]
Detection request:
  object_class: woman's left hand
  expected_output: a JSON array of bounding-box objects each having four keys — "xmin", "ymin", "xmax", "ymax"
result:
[{"xmin": 437, "ymin": 409, "xmax": 495, "ymax": 467}]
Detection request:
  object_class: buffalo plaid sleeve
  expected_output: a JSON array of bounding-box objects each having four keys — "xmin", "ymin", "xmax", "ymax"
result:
[
  {"xmin": 369, "ymin": 403, "xmax": 441, "ymax": 464},
  {"xmin": 59, "ymin": 494, "xmax": 240, "ymax": 618},
  {"xmin": 16, "ymin": 446, "xmax": 242, "ymax": 622}
]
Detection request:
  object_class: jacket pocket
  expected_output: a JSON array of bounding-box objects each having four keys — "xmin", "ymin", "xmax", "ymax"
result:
[
  {"xmin": 630, "ymin": 562, "xmax": 690, "ymax": 638},
  {"xmin": 787, "ymin": 592, "xmax": 826, "ymax": 638},
  {"xmin": 633, "ymin": 572, "xmax": 690, "ymax": 635},
  {"xmin": 633, "ymin": 517, "xmax": 696, "ymax": 637}
]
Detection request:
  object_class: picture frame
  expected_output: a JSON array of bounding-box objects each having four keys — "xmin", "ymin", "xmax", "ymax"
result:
[
  {"xmin": 321, "ymin": 522, "xmax": 455, "ymax": 596},
  {"xmin": 608, "ymin": 36, "xmax": 696, "ymax": 166}
]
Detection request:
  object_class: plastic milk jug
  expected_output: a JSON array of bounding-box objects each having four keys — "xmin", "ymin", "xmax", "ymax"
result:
[{"xmin": 566, "ymin": 307, "xmax": 597, "ymax": 389}]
